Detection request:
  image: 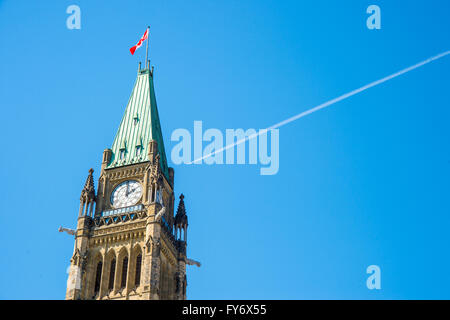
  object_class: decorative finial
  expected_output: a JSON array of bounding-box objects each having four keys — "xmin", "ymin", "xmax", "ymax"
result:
[
  {"xmin": 80, "ymin": 168, "xmax": 96, "ymax": 202},
  {"xmin": 175, "ymin": 193, "xmax": 188, "ymax": 233}
]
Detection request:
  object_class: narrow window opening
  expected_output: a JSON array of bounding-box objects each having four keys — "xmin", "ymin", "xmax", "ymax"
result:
[
  {"xmin": 135, "ymin": 146, "xmax": 141, "ymax": 157},
  {"xmin": 135, "ymin": 254, "xmax": 142, "ymax": 286},
  {"xmin": 94, "ymin": 261, "xmax": 102, "ymax": 296},
  {"xmin": 151, "ymin": 184, "xmax": 155, "ymax": 203},
  {"xmin": 121, "ymin": 256, "xmax": 128, "ymax": 289},
  {"xmin": 108, "ymin": 259, "xmax": 116, "ymax": 291}
]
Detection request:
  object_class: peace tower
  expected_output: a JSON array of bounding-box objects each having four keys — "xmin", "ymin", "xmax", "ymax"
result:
[{"xmin": 64, "ymin": 62, "xmax": 193, "ymax": 300}]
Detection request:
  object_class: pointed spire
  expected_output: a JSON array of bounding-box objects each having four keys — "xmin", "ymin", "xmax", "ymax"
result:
[
  {"xmin": 175, "ymin": 194, "xmax": 188, "ymax": 227},
  {"xmin": 108, "ymin": 68, "xmax": 169, "ymax": 179},
  {"xmin": 80, "ymin": 168, "xmax": 96, "ymax": 201},
  {"xmin": 135, "ymin": 135, "xmax": 143, "ymax": 147},
  {"xmin": 119, "ymin": 139, "xmax": 127, "ymax": 150}
]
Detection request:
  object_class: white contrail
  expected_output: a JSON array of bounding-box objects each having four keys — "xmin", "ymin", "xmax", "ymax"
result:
[{"xmin": 189, "ymin": 50, "xmax": 450, "ymax": 164}]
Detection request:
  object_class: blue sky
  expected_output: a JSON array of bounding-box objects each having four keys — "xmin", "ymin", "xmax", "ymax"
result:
[{"xmin": 0, "ymin": 0, "xmax": 449, "ymax": 299}]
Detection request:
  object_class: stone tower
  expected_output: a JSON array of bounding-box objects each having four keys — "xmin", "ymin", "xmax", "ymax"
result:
[{"xmin": 65, "ymin": 64, "xmax": 190, "ymax": 300}]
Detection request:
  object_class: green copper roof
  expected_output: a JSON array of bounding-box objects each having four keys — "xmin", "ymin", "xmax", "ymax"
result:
[{"xmin": 107, "ymin": 68, "xmax": 169, "ymax": 179}]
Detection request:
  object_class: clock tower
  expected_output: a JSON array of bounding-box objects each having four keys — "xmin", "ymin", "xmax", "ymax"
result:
[{"xmin": 65, "ymin": 63, "xmax": 191, "ymax": 300}]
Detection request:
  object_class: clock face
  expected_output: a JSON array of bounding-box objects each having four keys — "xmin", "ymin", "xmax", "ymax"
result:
[{"xmin": 110, "ymin": 180, "xmax": 143, "ymax": 208}]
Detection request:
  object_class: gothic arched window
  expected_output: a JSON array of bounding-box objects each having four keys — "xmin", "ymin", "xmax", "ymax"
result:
[
  {"xmin": 108, "ymin": 259, "xmax": 116, "ymax": 291},
  {"xmin": 121, "ymin": 256, "xmax": 128, "ymax": 289},
  {"xmin": 135, "ymin": 254, "xmax": 142, "ymax": 286},
  {"xmin": 94, "ymin": 261, "xmax": 102, "ymax": 296}
]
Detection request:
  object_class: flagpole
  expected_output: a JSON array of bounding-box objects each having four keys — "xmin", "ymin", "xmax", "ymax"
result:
[{"xmin": 145, "ymin": 26, "xmax": 150, "ymax": 69}]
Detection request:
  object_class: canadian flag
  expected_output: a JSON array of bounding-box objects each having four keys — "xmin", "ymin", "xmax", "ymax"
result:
[{"xmin": 129, "ymin": 28, "xmax": 149, "ymax": 55}]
